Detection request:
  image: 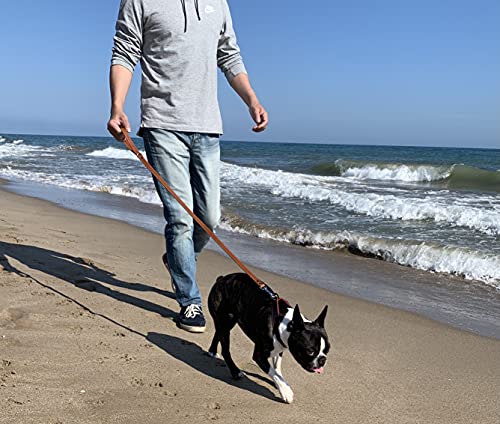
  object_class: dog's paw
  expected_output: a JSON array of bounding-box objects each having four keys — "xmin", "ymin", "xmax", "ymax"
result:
[
  {"xmin": 278, "ymin": 384, "xmax": 294, "ymax": 404},
  {"xmin": 270, "ymin": 372, "xmax": 294, "ymax": 403}
]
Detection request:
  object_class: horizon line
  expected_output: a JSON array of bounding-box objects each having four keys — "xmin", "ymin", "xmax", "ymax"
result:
[{"xmin": 1, "ymin": 130, "xmax": 499, "ymax": 151}]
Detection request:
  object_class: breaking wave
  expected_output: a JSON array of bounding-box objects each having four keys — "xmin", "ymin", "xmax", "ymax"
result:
[
  {"xmin": 0, "ymin": 135, "xmax": 24, "ymax": 145},
  {"xmin": 220, "ymin": 214, "xmax": 500, "ymax": 288},
  {"xmin": 221, "ymin": 163, "xmax": 500, "ymax": 236},
  {"xmin": 86, "ymin": 147, "xmax": 145, "ymax": 161},
  {"xmin": 311, "ymin": 160, "xmax": 500, "ymax": 192},
  {"xmin": 0, "ymin": 140, "xmax": 47, "ymax": 159}
]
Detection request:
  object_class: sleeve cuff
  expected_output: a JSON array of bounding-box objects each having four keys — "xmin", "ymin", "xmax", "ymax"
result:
[
  {"xmin": 224, "ymin": 62, "xmax": 247, "ymax": 83},
  {"xmin": 111, "ymin": 58, "xmax": 135, "ymax": 73}
]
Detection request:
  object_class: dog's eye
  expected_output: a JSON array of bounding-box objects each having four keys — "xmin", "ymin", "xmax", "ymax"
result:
[{"xmin": 307, "ymin": 350, "xmax": 316, "ymax": 357}]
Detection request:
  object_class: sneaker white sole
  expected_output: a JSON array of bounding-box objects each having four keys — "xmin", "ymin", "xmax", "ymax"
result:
[{"xmin": 177, "ymin": 322, "xmax": 206, "ymax": 333}]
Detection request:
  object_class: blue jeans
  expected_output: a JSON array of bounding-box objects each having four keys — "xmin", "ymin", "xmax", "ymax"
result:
[{"xmin": 142, "ymin": 129, "xmax": 221, "ymax": 307}]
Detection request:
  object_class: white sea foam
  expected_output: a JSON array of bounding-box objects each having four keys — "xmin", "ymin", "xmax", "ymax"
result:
[
  {"xmin": 219, "ymin": 217, "xmax": 500, "ymax": 288},
  {"xmin": 340, "ymin": 163, "xmax": 452, "ymax": 182},
  {"xmin": 349, "ymin": 236, "xmax": 500, "ymax": 287},
  {"xmin": 220, "ymin": 163, "xmax": 500, "ymax": 236},
  {"xmin": 0, "ymin": 141, "xmax": 48, "ymax": 159},
  {"xmin": 0, "ymin": 168, "xmax": 162, "ymax": 206},
  {"xmin": 86, "ymin": 147, "xmax": 144, "ymax": 161}
]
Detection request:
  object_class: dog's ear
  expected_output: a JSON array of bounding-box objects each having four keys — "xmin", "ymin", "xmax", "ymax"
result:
[
  {"xmin": 289, "ymin": 304, "xmax": 305, "ymax": 332},
  {"xmin": 313, "ymin": 305, "xmax": 328, "ymax": 328}
]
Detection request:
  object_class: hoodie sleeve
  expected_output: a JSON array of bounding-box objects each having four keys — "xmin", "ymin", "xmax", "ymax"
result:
[
  {"xmin": 217, "ymin": 0, "xmax": 247, "ymax": 82},
  {"xmin": 111, "ymin": 0, "xmax": 144, "ymax": 73}
]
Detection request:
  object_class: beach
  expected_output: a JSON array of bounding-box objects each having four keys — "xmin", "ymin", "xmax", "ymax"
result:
[
  {"xmin": 1, "ymin": 134, "xmax": 500, "ymax": 339},
  {"xmin": 2, "ymin": 0, "xmax": 499, "ymax": 421},
  {"xmin": 1, "ymin": 185, "xmax": 500, "ymax": 423}
]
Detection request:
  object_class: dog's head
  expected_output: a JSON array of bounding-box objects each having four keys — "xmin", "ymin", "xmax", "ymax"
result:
[{"xmin": 286, "ymin": 305, "xmax": 330, "ymax": 374}]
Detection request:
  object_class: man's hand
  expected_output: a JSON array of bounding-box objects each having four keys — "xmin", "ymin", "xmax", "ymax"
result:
[
  {"xmin": 249, "ymin": 103, "xmax": 269, "ymax": 133},
  {"xmin": 107, "ymin": 111, "xmax": 131, "ymax": 142}
]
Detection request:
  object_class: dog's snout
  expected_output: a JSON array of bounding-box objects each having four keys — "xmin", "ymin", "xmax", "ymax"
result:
[{"xmin": 318, "ymin": 356, "xmax": 326, "ymax": 367}]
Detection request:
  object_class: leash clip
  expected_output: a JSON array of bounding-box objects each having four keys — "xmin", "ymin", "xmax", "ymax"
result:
[{"xmin": 260, "ymin": 284, "xmax": 279, "ymax": 301}]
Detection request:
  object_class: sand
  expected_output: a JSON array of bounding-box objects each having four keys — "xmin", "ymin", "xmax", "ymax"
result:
[{"xmin": 1, "ymin": 186, "xmax": 499, "ymax": 424}]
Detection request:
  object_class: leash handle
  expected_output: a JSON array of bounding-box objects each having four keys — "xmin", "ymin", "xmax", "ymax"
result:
[{"xmin": 120, "ymin": 128, "xmax": 267, "ymax": 289}]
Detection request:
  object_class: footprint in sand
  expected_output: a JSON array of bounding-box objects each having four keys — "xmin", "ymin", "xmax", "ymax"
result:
[
  {"xmin": 4, "ymin": 234, "xmax": 23, "ymax": 243},
  {"xmin": 30, "ymin": 290, "xmax": 56, "ymax": 297},
  {"xmin": 130, "ymin": 377, "xmax": 145, "ymax": 387},
  {"xmin": 150, "ymin": 381, "xmax": 164, "ymax": 388},
  {"xmin": 91, "ymin": 398, "xmax": 106, "ymax": 406},
  {"xmin": 0, "ymin": 308, "xmax": 30, "ymax": 329},
  {"xmin": 1, "ymin": 359, "xmax": 16, "ymax": 387},
  {"xmin": 119, "ymin": 353, "xmax": 137, "ymax": 362},
  {"xmin": 1, "ymin": 360, "xmax": 12, "ymax": 368},
  {"xmin": 206, "ymin": 402, "xmax": 222, "ymax": 410},
  {"xmin": 204, "ymin": 404, "xmax": 222, "ymax": 422},
  {"xmin": 163, "ymin": 390, "xmax": 177, "ymax": 397}
]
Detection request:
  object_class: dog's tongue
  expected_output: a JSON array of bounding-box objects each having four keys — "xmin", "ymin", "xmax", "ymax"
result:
[{"xmin": 313, "ymin": 367, "xmax": 324, "ymax": 374}]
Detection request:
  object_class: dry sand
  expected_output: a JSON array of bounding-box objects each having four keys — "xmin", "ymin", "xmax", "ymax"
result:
[{"xmin": 1, "ymin": 186, "xmax": 499, "ymax": 424}]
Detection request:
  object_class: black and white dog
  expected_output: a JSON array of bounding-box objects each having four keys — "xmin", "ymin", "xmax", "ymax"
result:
[{"xmin": 207, "ymin": 273, "xmax": 330, "ymax": 403}]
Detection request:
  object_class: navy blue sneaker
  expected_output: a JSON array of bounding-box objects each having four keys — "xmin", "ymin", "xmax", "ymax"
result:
[{"xmin": 177, "ymin": 304, "xmax": 206, "ymax": 333}]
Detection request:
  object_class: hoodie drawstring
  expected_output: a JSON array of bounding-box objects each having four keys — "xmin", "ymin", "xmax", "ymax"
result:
[
  {"xmin": 194, "ymin": 0, "xmax": 201, "ymax": 21},
  {"xmin": 181, "ymin": 0, "xmax": 201, "ymax": 33}
]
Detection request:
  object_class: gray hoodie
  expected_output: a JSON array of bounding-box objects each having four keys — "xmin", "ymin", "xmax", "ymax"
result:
[{"xmin": 111, "ymin": 0, "xmax": 247, "ymax": 135}]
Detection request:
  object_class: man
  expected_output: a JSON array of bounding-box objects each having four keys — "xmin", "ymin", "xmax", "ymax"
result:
[{"xmin": 107, "ymin": 0, "xmax": 268, "ymax": 333}]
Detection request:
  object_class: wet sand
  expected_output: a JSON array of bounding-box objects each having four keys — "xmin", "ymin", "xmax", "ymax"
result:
[{"xmin": 1, "ymin": 186, "xmax": 500, "ymax": 423}]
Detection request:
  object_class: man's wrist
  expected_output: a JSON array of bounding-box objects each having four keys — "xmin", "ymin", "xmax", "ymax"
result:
[
  {"xmin": 111, "ymin": 105, "xmax": 124, "ymax": 116},
  {"xmin": 247, "ymin": 96, "xmax": 260, "ymax": 108}
]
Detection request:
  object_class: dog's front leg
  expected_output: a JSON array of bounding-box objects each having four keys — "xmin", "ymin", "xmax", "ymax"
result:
[
  {"xmin": 254, "ymin": 348, "xmax": 293, "ymax": 404},
  {"xmin": 272, "ymin": 352, "xmax": 283, "ymax": 375},
  {"xmin": 270, "ymin": 353, "xmax": 293, "ymax": 403}
]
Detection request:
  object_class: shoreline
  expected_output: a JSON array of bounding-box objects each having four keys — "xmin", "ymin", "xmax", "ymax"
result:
[
  {"xmin": 1, "ymin": 185, "xmax": 500, "ymax": 422},
  {"xmin": 1, "ymin": 177, "xmax": 500, "ymax": 339}
]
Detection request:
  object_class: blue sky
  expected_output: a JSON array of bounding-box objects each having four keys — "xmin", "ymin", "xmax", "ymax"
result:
[{"xmin": 0, "ymin": 0, "xmax": 499, "ymax": 148}]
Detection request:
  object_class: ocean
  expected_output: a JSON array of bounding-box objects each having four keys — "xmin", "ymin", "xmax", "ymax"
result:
[{"xmin": 1, "ymin": 133, "xmax": 499, "ymax": 336}]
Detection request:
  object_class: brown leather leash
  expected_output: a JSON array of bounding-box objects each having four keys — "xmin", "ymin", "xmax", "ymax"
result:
[{"xmin": 121, "ymin": 128, "xmax": 279, "ymax": 299}]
